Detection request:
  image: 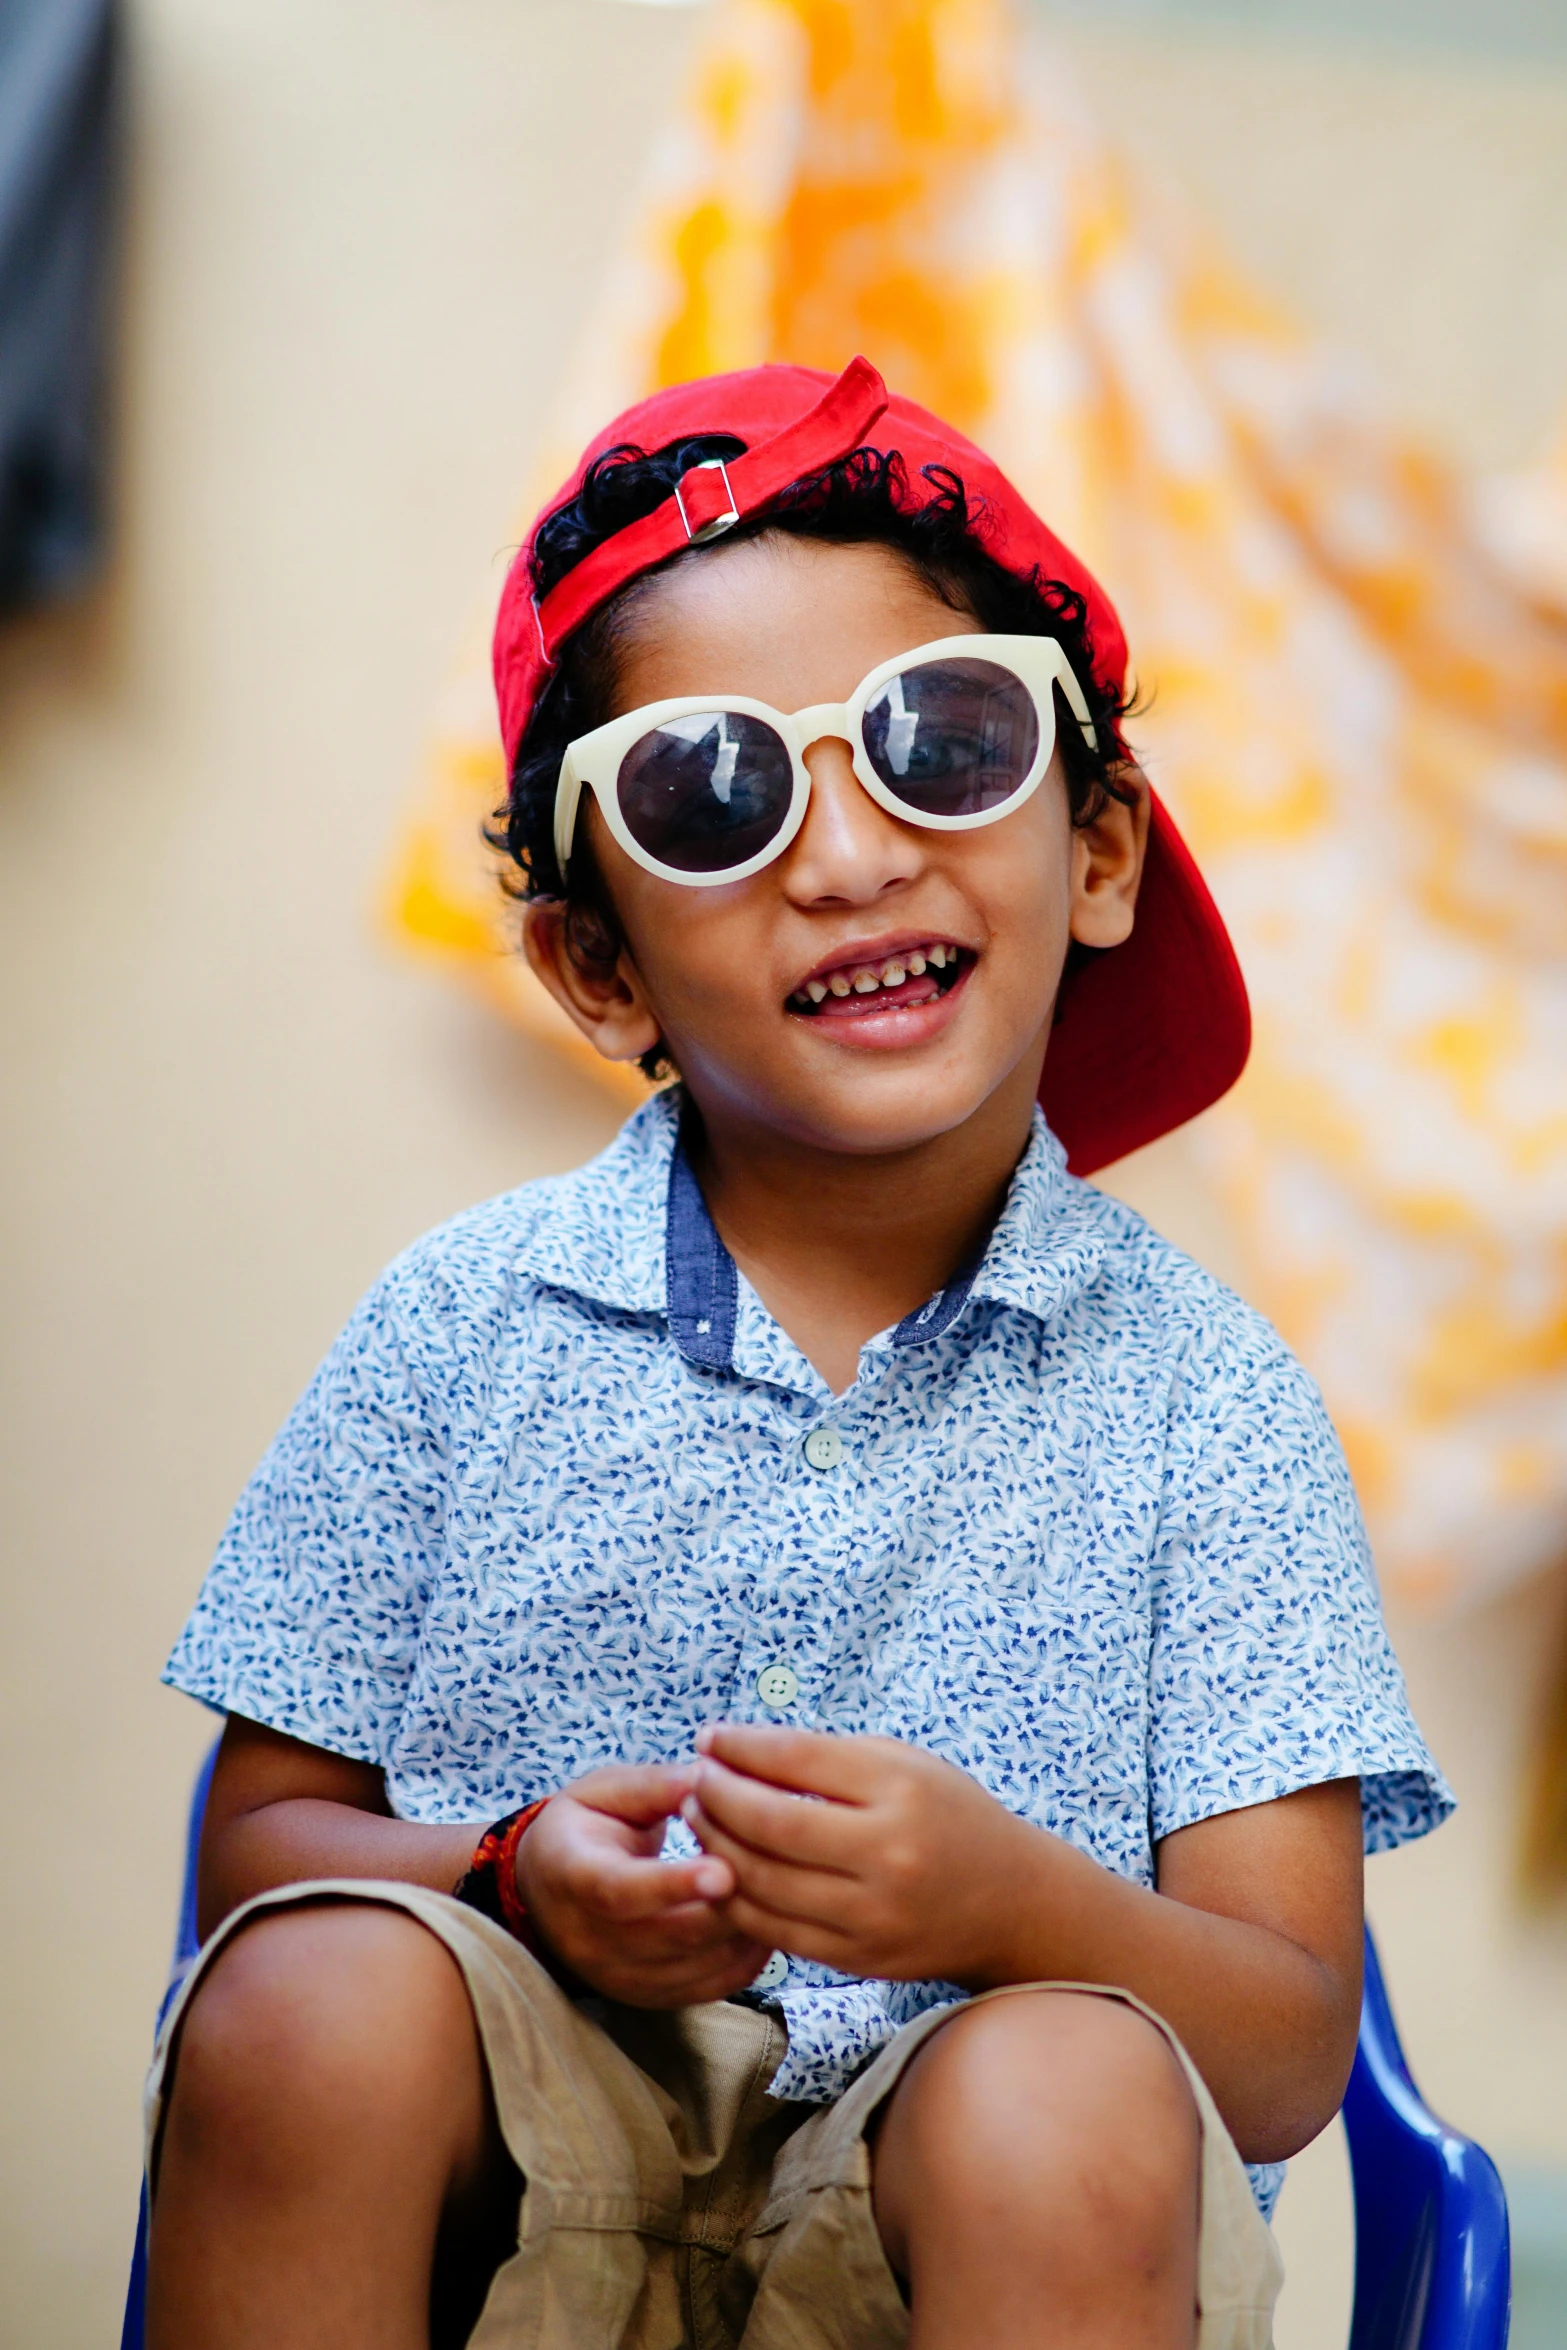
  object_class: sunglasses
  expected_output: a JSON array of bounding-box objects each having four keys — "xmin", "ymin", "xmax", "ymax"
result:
[{"xmin": 552, "ymin": 633, "xmax": 1098, "ymax": 888}]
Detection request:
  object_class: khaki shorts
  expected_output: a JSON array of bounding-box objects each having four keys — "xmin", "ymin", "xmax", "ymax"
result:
[{"xmin": 146, "ymin": 1881, "xmax": 1283, "ymax": 2350}]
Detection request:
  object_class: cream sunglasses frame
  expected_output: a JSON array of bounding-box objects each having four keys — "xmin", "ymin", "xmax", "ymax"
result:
[{"xmin": 551, "ymin": 631, "xmax": 1098, "ymax": 889}]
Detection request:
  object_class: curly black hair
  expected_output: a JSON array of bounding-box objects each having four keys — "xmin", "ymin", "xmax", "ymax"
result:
[{"xmin": 491, "ymin": 434, "xmax": 1138, "ymax": 1076}]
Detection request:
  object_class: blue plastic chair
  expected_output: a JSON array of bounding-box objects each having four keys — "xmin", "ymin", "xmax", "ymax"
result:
[
  {"xmin": 122, "ymin": 1739, "xmax": 219, "ymax": 2350},
  {"xmin": 1345, "ymin": 1937, "xmax": 1511, "ymax": 2350},
  {"xmin": 122, "ymin": 1744, "xmax": 1510, "ymax": 2349}
]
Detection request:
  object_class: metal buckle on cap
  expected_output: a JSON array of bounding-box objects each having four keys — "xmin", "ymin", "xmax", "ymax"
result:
[{"xmin": 674, "ymin": 458, "xmax": 740, "ymax": 545}]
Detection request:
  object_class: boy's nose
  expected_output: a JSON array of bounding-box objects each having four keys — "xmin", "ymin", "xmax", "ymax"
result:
[{"xmin": 783, "ymin": 735, "xmax": 925, "ymax": 906}]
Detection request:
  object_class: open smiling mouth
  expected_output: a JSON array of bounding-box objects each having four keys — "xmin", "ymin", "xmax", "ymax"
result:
[{"xmin": 786, "ymin": 941, "xmax": 973, "ymax": 1020}]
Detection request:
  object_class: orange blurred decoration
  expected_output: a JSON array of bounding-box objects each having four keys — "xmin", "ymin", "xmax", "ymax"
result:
[{"xmin": 388, "ymin": 0, "xmax": 1567, "ymax": 1615}]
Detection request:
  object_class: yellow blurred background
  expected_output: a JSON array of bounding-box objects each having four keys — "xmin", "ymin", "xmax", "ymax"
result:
[{"xmin": 2, "ymin": 3, "xmax": 1565, "ymax": 2342}]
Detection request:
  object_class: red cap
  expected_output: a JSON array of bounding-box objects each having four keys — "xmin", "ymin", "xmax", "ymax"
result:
[{"xmin": 493, "ymin": 357, "xmax": 1249, "ymax": 1175}]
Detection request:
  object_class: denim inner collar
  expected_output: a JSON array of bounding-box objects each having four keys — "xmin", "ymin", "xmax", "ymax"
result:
[
  {"xmin": 665, "ymin": 1114, "xmax": 740, "ymax": 1370},
  {"xmin": 664, "ymin": 1110, "xmax": 978, "ymax": 1373}
]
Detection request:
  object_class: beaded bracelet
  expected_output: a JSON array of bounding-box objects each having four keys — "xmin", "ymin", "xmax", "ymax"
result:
[{"xmin": 453, "ymin": 1798, "xmax": 554, "ymax": 1946}]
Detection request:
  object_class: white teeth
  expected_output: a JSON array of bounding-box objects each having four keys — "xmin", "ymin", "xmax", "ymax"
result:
[{"xmin": 805, "ymin": 944, "xmax": 957, "ymax": 1003}]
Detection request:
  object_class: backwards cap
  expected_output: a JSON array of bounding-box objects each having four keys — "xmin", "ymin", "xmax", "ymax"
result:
[{"xmin": 493, "ymin": 356, "xmax": 1249, "ymax": 1175}]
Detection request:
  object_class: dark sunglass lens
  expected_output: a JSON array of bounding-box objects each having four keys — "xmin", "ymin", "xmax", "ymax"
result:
[
  {"xmin": 862, "ymin": 658, "xmax": 1040, "ymax": 819},
  {"xmin": 616, "ymin": 712, "xmax": 794, "ymax": 874}
]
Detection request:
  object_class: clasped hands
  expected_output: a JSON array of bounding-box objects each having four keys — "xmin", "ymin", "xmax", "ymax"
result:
[{"xmin": 514, "ymin": 1724, "xmax": 1040, "ymax": 2010}]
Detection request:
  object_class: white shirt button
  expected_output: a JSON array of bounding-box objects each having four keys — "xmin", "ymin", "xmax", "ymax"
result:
[
  {"xmin": 755, "ymin": 1663, "xmax": 799, "ymax": 1710},
  {"xmin": 751, "ymin": 1950, "xmax": 789, "ymax": 1991},
  {"xmin": 803, "ymin": 1426, "xmax": 843, "ymax": 1472}
]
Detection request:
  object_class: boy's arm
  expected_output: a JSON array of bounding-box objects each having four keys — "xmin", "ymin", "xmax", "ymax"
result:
[
  {"xmin": 196, "ymin": 1715, "xmax": 480, "ymax": 1941},
  {"xmin": 685, "ymin": 1727, "xmax": 1363, "ymax": 2164},
  {"xmin": 196, "ymin": 1713, "xmax": 771, "ymax": 2006}
]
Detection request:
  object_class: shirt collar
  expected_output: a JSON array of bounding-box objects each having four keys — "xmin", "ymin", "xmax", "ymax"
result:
[
  {"xmin": 515, "ymin": 1091, "xmax": 1107, "ymax": 1370},
  {"xmin": 666, "ymin": 1119, "xmax": 738, "ymax": 1368},
  {"xmin": 512, "ymin": 1091, "xmax": 678, "ymax": 1317},
  {"xmin": 965, "ymin": 1110, "xmax": 1109, "ymax": 1327}
]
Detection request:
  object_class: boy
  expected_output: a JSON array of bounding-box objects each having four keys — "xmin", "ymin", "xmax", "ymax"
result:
[{"xmin": 146, "ymin": 359, "xmax": 1448, "ymax": 2350}]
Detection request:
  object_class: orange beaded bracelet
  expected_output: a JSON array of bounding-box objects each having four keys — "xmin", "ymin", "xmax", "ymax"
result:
[{"xmin": 453, "ymin": 1798, "xmax": 553, "ymax": 1945}]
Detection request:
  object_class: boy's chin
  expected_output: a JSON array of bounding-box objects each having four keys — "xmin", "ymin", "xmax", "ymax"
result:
[
  {"xmin": 677, "ymin": 986, "xmax": 1050, "ymax": 1157},
  {"xmin": 760, "ymin": 1060, "xmax": 1020, "ymax": 1159}
]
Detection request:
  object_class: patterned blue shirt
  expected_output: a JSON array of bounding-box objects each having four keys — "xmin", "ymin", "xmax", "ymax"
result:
[{"xmin": 166, "ymin": 1092, "xmax": 1450, "ymax": 2214}]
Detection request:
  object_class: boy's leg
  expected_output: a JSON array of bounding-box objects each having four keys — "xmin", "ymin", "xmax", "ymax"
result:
[
  {"xmin": 870, "ymin": 1989, "xmax": 1201, "ymax": 2350},
  {"xmin": 146, "ymin": 1903, "xmax": 520, "ymax": 2350}
]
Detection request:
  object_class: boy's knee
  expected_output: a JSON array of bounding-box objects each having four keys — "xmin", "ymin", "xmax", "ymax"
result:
[
  {"xmin": 165, "ymin": 1902, "xmax": 476, "ymax": 2149},
  {"xmin": 885, "ymin": 1990, "xmax": 1200, "ymax": 2216}
]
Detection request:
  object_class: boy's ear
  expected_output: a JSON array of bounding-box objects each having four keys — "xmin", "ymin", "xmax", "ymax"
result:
[
  {"xmin": 523, "ymin": 901, "xmax": 664, "ymax": 1066},
  {"xmin": 1068, "ymin": 761, "xmax": 1150, "ymax": 952}
]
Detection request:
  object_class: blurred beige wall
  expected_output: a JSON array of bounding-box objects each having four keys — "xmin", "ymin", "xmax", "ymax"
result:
[{"xmin": 1, "ymin": 4, "xmax": 1564, "ymax": 2343}]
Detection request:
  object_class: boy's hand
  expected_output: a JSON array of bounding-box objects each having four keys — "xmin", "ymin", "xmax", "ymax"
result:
[
  {"xmin": 515, "ymin": 1762, "xmax": 774, "ymax": 2007},
  {"xmin": 682, "ymin": 1725, "xmax": 1037, "ymax": 1985}
]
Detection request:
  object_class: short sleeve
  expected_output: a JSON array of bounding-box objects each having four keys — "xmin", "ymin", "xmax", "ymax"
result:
[
  {"xmin": 163, "ymin": 1266, "xmax": 449, "ymax": 1763},
  {"xmin": 1148, "ymin": 1324, "xmax": 1453, "ymax": 1856}
]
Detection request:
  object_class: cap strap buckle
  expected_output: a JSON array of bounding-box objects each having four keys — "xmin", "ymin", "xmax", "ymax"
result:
[
  {"xmin": 526, "ymin": 358, "xmax": 889, "ymax": 676},
  {"xmin": 674, "ymin": 458, "xmax": 740, "ymax": 545}
]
